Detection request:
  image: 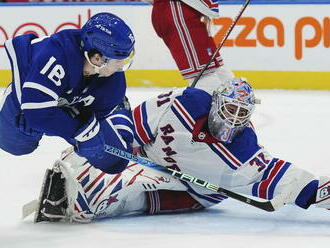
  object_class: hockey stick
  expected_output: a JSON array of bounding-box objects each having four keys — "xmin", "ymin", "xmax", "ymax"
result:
[
  {"xmin": 190, "ymin": 0, "xmax": 251, "ymax": 88},
  {"xmin": 104, "ymin": 144, "xmax": 283, "ymax": 212}
]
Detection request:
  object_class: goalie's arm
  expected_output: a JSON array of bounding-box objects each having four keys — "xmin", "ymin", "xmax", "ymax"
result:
[{"xmin": 132, "ymin": 88, "xmax": 183, "ymax": 146}]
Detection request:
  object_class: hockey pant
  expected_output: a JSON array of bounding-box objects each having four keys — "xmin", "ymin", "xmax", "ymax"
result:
[
  {"xmin": 59, "ymin": 150, "xmax": 205, "ymax": 222},
  {"xmin": 151, "ymin": 0, "xmax": 234, "ymax": 93},
  {"xmin": 0, "ymin": 84, "xmax": 42, "ymax": 155}
]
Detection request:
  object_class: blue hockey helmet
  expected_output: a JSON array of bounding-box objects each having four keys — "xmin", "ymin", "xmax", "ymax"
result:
[{"xmin": 81, "ymin": 12, "xmax": 135, "ymax": 60}]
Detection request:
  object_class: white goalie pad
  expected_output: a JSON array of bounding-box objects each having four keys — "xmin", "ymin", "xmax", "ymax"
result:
[{"xmin": 59, "ymin": 150, "xmax": 187, "ymax": 222}]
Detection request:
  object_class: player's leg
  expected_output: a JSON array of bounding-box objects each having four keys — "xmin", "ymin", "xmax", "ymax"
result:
[
  {"xmin": 0, "ymin": 85, "xmax": 42, "ymax": 155},
  {"xmin": 151, "ymin": 0, "xmax": 233, "ymax": 92}
]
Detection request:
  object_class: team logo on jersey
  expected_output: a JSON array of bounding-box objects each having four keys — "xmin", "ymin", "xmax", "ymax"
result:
[
  {"xmin": 156, "ymin": 176, "xmax": 171, "ymax": 183},
  {"xmin": 95, "ymin": 194, "xmax": 119, "ymax": 217},
  {"xmin": 58, "ymin": 95, "xmax": 95, "ymax": 108}
]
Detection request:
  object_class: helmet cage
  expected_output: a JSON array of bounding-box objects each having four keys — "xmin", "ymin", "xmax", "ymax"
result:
[
  {"xmin": 208, "ymin": 78, "xmax": 256, "ymax": 143},
  {"xmin": 218, "ymin": 95, "xmax": 254, "ymax": 128}
]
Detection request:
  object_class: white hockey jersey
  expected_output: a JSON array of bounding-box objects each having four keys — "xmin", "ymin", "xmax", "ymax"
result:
[{"xmin": 133, "ymin": 87, "xmax": 318, "ymax": 209}]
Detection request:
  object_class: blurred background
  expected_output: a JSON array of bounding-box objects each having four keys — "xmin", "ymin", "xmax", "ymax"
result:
[{"xmin": 0, "ymin": 0, "xmax": 329, "ymax": 89}]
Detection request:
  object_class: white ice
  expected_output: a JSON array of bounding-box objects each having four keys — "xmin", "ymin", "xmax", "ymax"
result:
[{"xmin": 1, "ymin": 87, "xmax": 330, "ymax": 248}]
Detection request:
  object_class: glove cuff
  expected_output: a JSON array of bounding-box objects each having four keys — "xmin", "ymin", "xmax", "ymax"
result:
[{"xmin": 74, "ymin": 117, "xmax": 100, "ymax": 142}]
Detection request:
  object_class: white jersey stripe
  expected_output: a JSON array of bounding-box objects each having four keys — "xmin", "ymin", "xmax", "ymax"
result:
[
  {"xmin": 176, "ymin": 2, "xmax": 203, "ymax": 70},
  {"xmin": 0, "ymin": 84, "xmax": 12, "ymax": 111},
  {"xmin": 5, "ymin": 39, "xmax": 22, "ymax": 105},
  {"xmin": 114, "ymin": 124, "xmax": 134, "ymax": 136},
  {"xmin": 213, "ymin": 143, "xmax": 242, "ymax": 168},
  {"xmin": 106, "ymin": 119, "xmax": 128, "ymax": 149},
  {"xmin": 21, "ymin": 101, "xmax": 58, "ymax": 109},
  {"xmin": 109, "ymin": 114, "xmax": 134, "ymax": 125},
  {"xmin": 173, "ymin": 99, "xmax": 195, "ymax": 128},
  {"xmin": 170, "ymin": 1, "xmax": 194, "ymax": 73},
  {"xmin": 23, "ymin": 82, "xmax": 59, "ymax": 100}
]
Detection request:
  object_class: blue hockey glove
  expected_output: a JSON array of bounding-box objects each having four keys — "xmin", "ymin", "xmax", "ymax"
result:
[{"xmin": 74, "ymin": 116, "xmax": 105, "ymax": 159}]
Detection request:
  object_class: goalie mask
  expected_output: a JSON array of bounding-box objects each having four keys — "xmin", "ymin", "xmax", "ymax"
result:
[{"xmin": 208, "ymin": 78, "xmax": 259, "ymax": 143}]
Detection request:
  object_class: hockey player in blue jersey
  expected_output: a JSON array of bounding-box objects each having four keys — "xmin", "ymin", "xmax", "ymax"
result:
[
  {"xmin": 28, "ymin": 78, "xmax": 330, "ymax": 223},
  {"xmin": 0, "ymin": 12, "xmax": 136, "ymax": 174}
]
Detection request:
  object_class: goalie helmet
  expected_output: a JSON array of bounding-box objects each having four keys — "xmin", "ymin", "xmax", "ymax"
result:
[
  {"xmin": 208, "ymin": 78, "xmax": 259, "ymax": 143},
  {"xmin": 81, "ymin": 12, "xmax": 135, "ymax": 60}
]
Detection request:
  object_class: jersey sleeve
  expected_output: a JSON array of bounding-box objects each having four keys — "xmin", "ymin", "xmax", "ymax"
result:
[
  {"xmin": 132, "ymin": 88, "xmax": 183, "ymax": 146},
  {"xmin": 21, "ymin": 39, "xmax": 80, "ymax": 140},
  {"xmin": 231, "ymin": 147, "xmax": 318, "ymax": 209},
  {"xmin": 218, "ymin": 126, "xmax": 317, "ymax": 209}
]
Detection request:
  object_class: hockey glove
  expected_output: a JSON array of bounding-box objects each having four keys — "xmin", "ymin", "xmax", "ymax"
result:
[
  {"xmin": 85, "ymin": 110, "xmax": 134, "ymax": 173},
  {"xmin": 74, "ymin": 115, "xmax": 105, "ymax": 159},
  {"xmin": 108, "ymin": 108, "xmax": 134, "ymax": 145}
]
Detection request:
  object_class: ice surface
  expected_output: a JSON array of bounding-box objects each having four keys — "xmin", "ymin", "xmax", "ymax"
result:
[{"xmin": 1, "ymin": 87, "xmax": 330, "ymax": 248}]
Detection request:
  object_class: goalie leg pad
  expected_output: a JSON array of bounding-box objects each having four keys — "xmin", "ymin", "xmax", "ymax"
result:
[{"xmin": 59, "ymin": 151, "xmax": 189, "ymax": 222}]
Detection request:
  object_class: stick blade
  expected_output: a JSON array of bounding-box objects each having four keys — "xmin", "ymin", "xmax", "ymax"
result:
[{"xmin": 22, "ymin": 199, "xmax": 39, "ymax": 219}]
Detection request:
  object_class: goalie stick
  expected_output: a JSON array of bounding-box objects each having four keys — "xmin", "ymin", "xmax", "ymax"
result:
[
  {"xmin": 190, "ymin": 0, "xmax": 251, "ymax": 88},
  {"xmin": 104, "ymin": 144, "xmax": 284, "ymax": 212}
]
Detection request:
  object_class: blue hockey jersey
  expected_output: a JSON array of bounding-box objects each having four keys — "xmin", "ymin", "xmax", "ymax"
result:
[{"xmin": 4, "ymin": 30, "xmax": 126, "ymax": 141}]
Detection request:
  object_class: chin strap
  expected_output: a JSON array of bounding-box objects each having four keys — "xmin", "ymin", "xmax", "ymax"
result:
[{"xmin": 84, "ymin": 51, "xmax": 104, "ymax": 75}]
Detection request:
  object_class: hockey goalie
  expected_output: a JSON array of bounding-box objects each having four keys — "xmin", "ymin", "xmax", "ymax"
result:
[{"xmin": 28, "ymin": 78, "xmax": 330, "ymax": 223}]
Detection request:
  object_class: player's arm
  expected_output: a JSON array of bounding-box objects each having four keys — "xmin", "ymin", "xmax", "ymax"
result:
[
  {"xmin": 231, "ymin": 145, "xmax": 319, "ymax": 210},
  {"xmin": 209, "ymin": 125, "xmax": 319, "ymax": 210},
  {"xmin": 20, "ymin": 47, "xmax": 80, "ymax": 141},
  {"xmin": 72, "ymin": 94, "xmax": 134, "ymax": 173}
]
